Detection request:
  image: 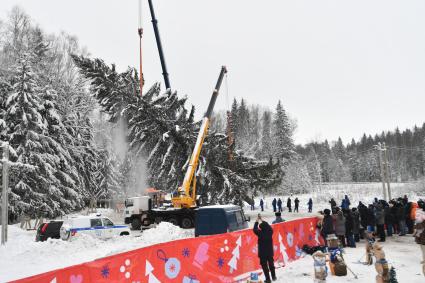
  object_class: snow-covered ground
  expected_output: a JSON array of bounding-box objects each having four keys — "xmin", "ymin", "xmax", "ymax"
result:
[
  {"xmin": 0, "ymin": 182, "xmax": 424, "ymax": 282},
  {"xmin": 274, "ymin": 235, "xmax": 423, "ymax": 283},
  {"xmin": 0, "ymin": 222, "xmax": 192, "ymax": 282}
]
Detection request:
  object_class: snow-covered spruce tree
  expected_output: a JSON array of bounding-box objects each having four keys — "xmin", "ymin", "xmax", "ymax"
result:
[
  {"xmin": 260, "ymin": 110, "xmax": 273, "ymax": 159},
  {"xmin": 5, "ymin": 54, "xmax": 71, "ymax": 218},
  {"xmin": 273, "ymin": 100, "xmax": 294, "ymax": 160},
  {"xmin": 72, "ymin": 55, "xmax": 282, "ymax": 205}
]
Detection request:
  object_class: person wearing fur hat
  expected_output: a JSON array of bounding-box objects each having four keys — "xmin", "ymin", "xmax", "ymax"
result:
[{"xmin": 254, "ymin": 215, "xmax": 276, "ymax": 282}]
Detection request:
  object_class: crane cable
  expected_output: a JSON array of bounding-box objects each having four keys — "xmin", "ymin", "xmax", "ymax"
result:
[{"xmin": 138, "ymin": 0, "xmax": 144, "ymax": 96}]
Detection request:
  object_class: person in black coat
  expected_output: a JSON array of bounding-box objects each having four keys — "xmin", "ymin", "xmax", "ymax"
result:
[
  {"xmin": 358, "ymin": 202, "xmax": 368, "ymax": 238},
  {"xmin": 260, "ymin": 199, "xmax": 264, "ymax": 212},
  {"xmin": 287, "ymin": 197, "xmax": 292, "ymax": 212},
  {"xmin": 366, "ymin": 205, "xmax": 376, "ymax": 232},
  {"xmin": 272, "ymin": 198, "xmax": 277, "ymax": 212},
  {"xmin": 329, "ymin": 198, "xmax": 337, "ymax": 210},
  {"xmin": 396, "ymin": 200, "xmax": 406, "ymax": 236},
  {"xmin": 277, "ymin": 198, "xmax": 283, "ymax": 212},
  {"xmin": 294, "ymin": 197, "xmax": 300, "ymax": 213},
  {"xmin": 344, "ymin": 209, "xmax": 356, "ymax": 247},
  {"xmin": 321, "ymin": 208, "xmax": 334, "ymax": 241},
  {"xmin": 253, "ymin": 216, "xmax": 276, "ymax": 283}
]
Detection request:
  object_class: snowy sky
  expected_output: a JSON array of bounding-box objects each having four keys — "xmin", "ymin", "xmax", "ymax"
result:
[{"xmin": 1, "ymin": 0, "xmax": 425, "ymax": 145}]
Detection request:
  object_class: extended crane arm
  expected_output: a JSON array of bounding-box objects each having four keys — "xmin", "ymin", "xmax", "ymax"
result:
[{"xmin": 172, "ymin": 66, "xmax": 227, "ymax": 208}]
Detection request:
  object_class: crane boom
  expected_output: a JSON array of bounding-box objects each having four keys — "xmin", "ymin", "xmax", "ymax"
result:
[
  {"xmin": 147, "ymin": 0, "xmax": 171, "ymax": 90},
  {"xmin": 172, "ymin": 66, "xmax": 228, "ymax": 208}
]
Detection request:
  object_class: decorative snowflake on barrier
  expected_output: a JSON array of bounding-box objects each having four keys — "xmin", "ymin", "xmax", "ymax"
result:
[
  {"xmin": 182, "ymin": 247, "xmax": 190, "ymax": 258},
  {"xmin": 217, "ymin": 257, "xmax": 224, "ymax": 269},
  {"xmin": 101, "ymin": 264, "xmax": 110, "ymax": 278}
]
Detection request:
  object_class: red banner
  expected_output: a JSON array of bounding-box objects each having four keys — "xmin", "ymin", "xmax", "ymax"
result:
[{"xmin": 13, "ymin": 217, "xmax": 322, "ymax": 283}]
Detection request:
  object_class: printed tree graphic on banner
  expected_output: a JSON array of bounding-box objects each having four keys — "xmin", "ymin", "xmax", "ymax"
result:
[
  {"xmin": 228, "ymin": 236, "xmax": 242, "ymax": 273},
  {"xmin": 278, "ymin": 233, "xmax": 289, "ymax": 266},
  {"xmin": 145, "ymin": 260, "xmax": 161, "ymax": 283}
]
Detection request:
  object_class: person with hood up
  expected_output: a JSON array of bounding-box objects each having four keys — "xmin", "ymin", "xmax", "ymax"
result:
[
  {"xmin": 253, "ymin": 215, "xmax": 276, "ymax": 282},
  {"xmin": 260, "ymin": 199, "xmax": 264, "ymax": 212},
  {"xmin": 308, "ymin": 198, "xmax": 313, "ymax": 213},
  {"xmin": 335, "ymin": 210, "xmax": 347, "ymax": 247}
]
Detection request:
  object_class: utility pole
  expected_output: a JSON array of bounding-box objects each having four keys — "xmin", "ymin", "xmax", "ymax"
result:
[
  {"xmin": 376, "ymin": 143, "xmax": 387, "ymax": 201},
  {"xmin": 1, "ymin": 143, "xmax": 10, "ymax": 245},
  {"xmin": 383, "ymin": 143, "xmax": 392, "ymax": 200}
]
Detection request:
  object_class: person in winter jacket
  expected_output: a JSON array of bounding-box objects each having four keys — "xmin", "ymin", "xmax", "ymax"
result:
[
  {"xmin": 414, "ymin": 200, "xmax": 425, "ymax": 276},
  {"xmin": 272, "ymin": 198, "xmax": 277, "ymax": 212},
  {"xmin": 396, "ymin": 200, "xmax": 407, "ymax": 236},
  {"xmin": 321, "ymin": 209, "xmax": 334, "ymax": 241},
  {"xmin": 287, "ymin": 197, "xmax": 292, "ymax": 212},
  {"xmin": 341, "ymin": 195, "xmax": 351, "ymax": 210},
  {"xmin": 351, "ymin": 207, "xmax": 361, "ymax": 242},
  {"xmin": 253, "ymin": 216, "xmax": 276, "ymax": 283},
  {"xmin": 272, "ymin": 212, "xmax": 285, "ymax": 224},
  {"xmin": 260, "ymin": 199, "xmax": 264, "ymax": 211},
  {"xmin": 358, "ymin": 201, "xmax": 368, "ymax": 238},
  {"xmin": 329, "ymin": 198, "xmax": 337, "ymax": 210},
  {"xmin": 335, "ymin": 210, "xmax": 346, "ymax": 247},
  {"xmin": 375, "ymin": 204, "xmax": 386, "ymax": 242},
  {"xmin": 384, "ymin": 202, "xmax": 393, "ymax": 236},
  {"xmin": 308, "ymin": 198, "xmax": 313, "ymax": 213},
  {"xmin": 344, "ymin": 209, "xmax": 356, "ymax": 247},
  {"xmin": 366, "ymin": 204, "xmax": 376, "ymax": 232},
  {"xmin": 389, "ymin": 200, "xmax": 399, "ymax": 234},
  {"xmin": 294, "ymin": 197, "xmax": 300, "ymax": 213},
  {"xmin": 406, "ymin": 202, "xmax": 414, "ymax": 234},
  {"xmin": 277, "ymin": 198, "xmax": 283, "ymax": 212}
]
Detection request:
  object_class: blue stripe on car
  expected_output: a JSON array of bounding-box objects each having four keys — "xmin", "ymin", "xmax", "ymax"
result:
[{"xmin": 71, "ymin": 225, "xmax": 128, "ymax": 232}]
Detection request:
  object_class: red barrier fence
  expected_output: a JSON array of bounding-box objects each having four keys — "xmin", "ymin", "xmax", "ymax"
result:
[{"xmin": 13, "ymin": 217, "xmax": 322, "ymax": 283}]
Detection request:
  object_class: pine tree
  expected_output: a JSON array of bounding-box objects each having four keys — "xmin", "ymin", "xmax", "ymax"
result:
[
  {"xmin": 5, "ymin": 54, "xmax": 66, "ymax": 217},
  {"xmin": 273, "ymin": 100, "xmax": 294, "ymax": 160},
  {"xmin": 261, "ymin": 111, "xmax": 273, "ymax": 159},
  {"xmin": 73, "ymin": 55, "xmax": 282, "ymax": 205}
]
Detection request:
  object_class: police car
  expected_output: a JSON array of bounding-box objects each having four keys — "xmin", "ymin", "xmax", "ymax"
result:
[{"xmin": 60, "ymin": 214, "xmax": 130, "ymax": 241}]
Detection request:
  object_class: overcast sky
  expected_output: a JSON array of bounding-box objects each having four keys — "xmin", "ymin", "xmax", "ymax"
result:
[{"xmin": 1, "ymin": 0, "xmax": 425, "ymax": 145}]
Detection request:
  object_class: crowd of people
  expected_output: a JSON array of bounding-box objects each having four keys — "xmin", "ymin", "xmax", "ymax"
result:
[
  {"xmin": 252, "ymin": 196, "xmax": 314, "ymax": 213},
  {"xmin": 321, "ymin": 195, "xmax": 421, "ymax": 247}
]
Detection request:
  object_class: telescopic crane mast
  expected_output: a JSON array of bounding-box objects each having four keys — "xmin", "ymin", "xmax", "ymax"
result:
[
  {"xmin": 172, "ymin": 66, "xmax": 228, "ymax": 208},
  {"xmin": 147, "ymin": 0, "xmax": 171, "ymax": 90}
]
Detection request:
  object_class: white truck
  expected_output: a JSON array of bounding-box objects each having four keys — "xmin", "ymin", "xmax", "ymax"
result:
[{"xmin": 124, "ymin": 196, "xmax": 195, "ymax": 230}]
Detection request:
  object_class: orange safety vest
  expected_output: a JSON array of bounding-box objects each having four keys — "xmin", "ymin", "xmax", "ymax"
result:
[{"xmin": 411, "ymin": 202, "xmax": 418, "ymax": 220}]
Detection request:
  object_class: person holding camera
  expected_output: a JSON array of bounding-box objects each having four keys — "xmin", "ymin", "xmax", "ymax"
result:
[{"xmin": 253, "ymin": 214, "xmax": 276, "ymax": 282}]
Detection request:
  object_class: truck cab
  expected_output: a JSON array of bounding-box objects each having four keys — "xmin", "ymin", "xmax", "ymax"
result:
[
  {"xmin": 195, "ymin": 205, "xmax": 249, "ymax": 237},
  {"xmin": 124, "ymin": 196, "xmax": 152, "ymax": 229}
]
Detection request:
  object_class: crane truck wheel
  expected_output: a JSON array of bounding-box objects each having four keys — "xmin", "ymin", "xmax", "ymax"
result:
[
  {"xmin": 181, "ymin": 217, "xmax": 192, "ymax": 229},
  {"xmin": 167, "ymin": 217, "xmax": 179, "ymax": 226},
  {"xmin": 131, "ymin": 218, "xmax": 142, "ymax": 230}
]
